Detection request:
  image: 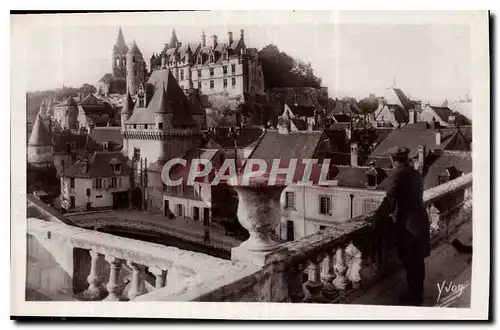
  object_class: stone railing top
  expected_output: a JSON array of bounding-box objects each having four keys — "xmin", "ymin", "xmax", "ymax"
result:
[
  {"xmin": 423, "ymin": 172, "xmax": 472, "ymax": 204},
  {"xmin": 27, "ymin": 217, "xmax": 256, "ymax": 280},
  {"xmin": 27, "ymin": 195, "xmax": 77, "ymax": 226},
  {"xmin": 280, "ymin": 172, "xmax": 473, "ymax": 265}
]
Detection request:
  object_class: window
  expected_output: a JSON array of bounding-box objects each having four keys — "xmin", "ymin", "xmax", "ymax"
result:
[
  {"xmin": 193, "ymin": 207, "xmax": 200, "ymax": 221},
  {"xmin": 210, "ymin": 68, "xmax": 214, "ymax": 76},
  {"xmin": 198, "ymin": 81, "xmax": 202, "ymax": 89},
  {"xmin": 132, "ymin": 56, "xmax": 135, "ymax": 63},
  {"xmin": 70, "ymin": 178, "xmax": 75, "ymax": 188},
  {"xmin": 210, "ymin": 80, "xmax": 214, "ymax": 89},
  {"xmin": 197, "ymin": 56, "xmax": 202, "ymax": 65},
  {"xmin": 70, "ymin": 196, "xmax": 75, "ymax": 208},
  {"xmin": 112, "ymin": 163, "xmax": 121, "ymax": 174},
  {"xmin": 133, "ymin": 148, "xmax": 140, "ymax": 162},
  {"xmin": 134, "ymin": 69, "xmax": 137, "ymax": 76},
  {"xmin": 180, "ymin": 69, "xmax": 184, "ymax": 80},
  {"xmin": 223, "ymin": 65, "xmax": 228, "ymax": 75},
  {"xmin": 285, "ymin": 192, "xmax": 295, "ymax": 210},
  {"xmin": 95, "ymin": 178, "xmax": 103, "ymax": 189},
  {"xmin": 158, "ymin": 122, "xmax": 163, "ymax": 129},
  {"xmin": 176, "ymin": 204, "xmax": 184, "ymax": 217},
  {"xmin": 232, "ymin": 77, "xmax": 236, "ymax": 87},
  {"xmin": 367, "ymin": 174, "xmax": 377, "ymax": 187},
  {"xmin": 133, "ymin": 124, "xmax": 137, "ymax": 129},
  {"xmin": 231, "ymin": 64, "xmax": 236, "ymax": 74},
  {"xmin": 110, "ymin": 177, "xmax": 117, "ymax": 188},
  {"xmin": 96, "ymin": 195, "xmax": 103, "ymax": 199},
  {"xmin": 223, "ymin": 79, "xmax": 228, "ymax": 88},
  {"xmin": 198, "ymin": 69, "xmax": 202, "ymax": 79},
  {"xmin": 363, "ymin": 199, "xmax": 379, "ymax": 214},
  {"xmin": 319, "ymin": 225, "xmax": 329, "ymax": 231},
  {"xmin": 438, "ymin": 175, "xmax": 449, "ymax": 185},
  {"xmin": 319, "ymin": 195, "xmax": 332, "ymax": 216}
]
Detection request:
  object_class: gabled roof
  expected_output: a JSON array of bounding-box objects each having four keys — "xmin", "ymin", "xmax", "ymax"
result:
[
  {"xmin": 53, "ymin": 131, "xmax": 98, "ymax": 153},
  {"xmin": 429, "ymin": 106, "xmax": 453, "ymax": 123},
  {"xmin": 248, "ymin": 130, "xmax": 324, "ymax": 165},
  {"xmin": 121, "ymin": 92, "xmax": 134, "ymax": 114},
  {"xmin": 90, "ymin": 127, "xmax": 122, "ymax": 146},
  {"xmin": 423, "ymin": 151, "xmax": 472, "ymax": 189},
  {"xmin": 168, "ymin": 148, "xmax": 224, "ymax": 184},
  {"xmin": 99, "ymin": 73, "xmax": 113, "ymax": 82},
  {"xmin": 63, "ymin": 151, "xmax": 131, "ymax": 179},
  {"xmin": 335, "ymin": 165, "xmax": 394, "ymax": 190},
  {"xmin": 28, "ymin": 114, "xmax": 52, "ymax": 146},
  {"xmin": 206, "ymin": 126, "xmax": 264, "ymax": 149},
  {"xmin": 371, "ymin": 126, "xmax": 458, "ymax": 159}
]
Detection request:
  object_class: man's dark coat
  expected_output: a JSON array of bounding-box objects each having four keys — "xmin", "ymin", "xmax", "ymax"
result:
[{"xmin": 374, "ymin": 163, "xmax": 431, "ymax": 258}]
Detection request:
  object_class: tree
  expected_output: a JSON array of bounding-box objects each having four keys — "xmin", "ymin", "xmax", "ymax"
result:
[
  {"xmin": 258, "ymin": 44, "xmax": 322, "ymax": 89},
  {"xmin": 78, "ymin": 83, "xmax": 97, "ymax": 95}
]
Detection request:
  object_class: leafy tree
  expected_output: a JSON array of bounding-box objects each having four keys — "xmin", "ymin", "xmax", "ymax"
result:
[
  {"xmin": 259, "ymin": 44, "xmax": 322, "ymax": 89},
  {"xmin": 78, "ymin": 83, "xmax": 97, "ymax": 95}
]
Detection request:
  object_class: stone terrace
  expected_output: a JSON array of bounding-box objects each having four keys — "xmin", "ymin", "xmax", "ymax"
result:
[{"xmin": 26, "ymin": 173, "xmax": 472, "ymax": 306}]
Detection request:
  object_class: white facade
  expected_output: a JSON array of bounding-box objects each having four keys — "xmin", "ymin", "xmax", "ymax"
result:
[
  {"xmin": 419, "ymin": 105, "xmax": 450, "ymax": 127},
  {"xmin": 277, "ymin": 184, "xmax": 386, "ymax": 240},
  {"xmin": 60, "ymin": 175, "xmax": 130, "ymax": 211},
  {"xmin": 163, "ymin": 182, "xmax": 212, "ymax": 223}
]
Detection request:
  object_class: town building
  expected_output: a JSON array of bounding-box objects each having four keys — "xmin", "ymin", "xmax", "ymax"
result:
[
  {"xmin": 419, "ymin": 104, "xmax": 457, "ymax": 127},
  {"xmin": 60, "ymin": 151, "xmax": 131, "ymax": 212},
  {"xmin": 370, "ymin": 87, "xmax": 422, "ymax": 128}
]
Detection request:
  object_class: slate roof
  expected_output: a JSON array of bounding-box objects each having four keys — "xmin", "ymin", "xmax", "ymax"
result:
[
  {"xmin": 248, "ymin": 130, "xmax": 324, "ymax": 165},
  {"xmin": 90, "ymin": 127, "xmax": 122, "ymax": 148},
  {"xmin": 334, "ymin": 165, "xmax": 394, "ymax": 190},
  {"xmin": 63, "ymin": 151, "xmax": 131, "ymax": 179},
  {"xmin": 28, "ymin": 114, "xmax": 52, "ymax": 146},
  {"xmin": 99, "ymin": 73, "xmax": 113, "ymax": 83},
  {"xmin": 113, "ymin": 27, "xmax": 129, "ymax": 54},
  {"xmin": 127, "ymin": 40, "xmax": 142, "ymax": 55},
  {"xmin": 208, "ymin": 126, "xmax": 264, "ymax": 149},
  {"xmin": 429, "ymin": 106, "xmax": 454, "ymax": 123},
  {"xmin": 371, "ymin": 127, "xmax": 458, "ymax": 158},
  {"xmin": 168, "ymin": 148, "xmax": 224, "ymax": 183},
  {"xmin": 423, "ymin": 152, "xmax": 472, "ymax": 189},
  {"xmin": 53, "ymin": 131, "xmax": 98, "ymax": 153},
  {"xmin": 126, "ymin": 70, "xmax": 195, "ymax": 125}
]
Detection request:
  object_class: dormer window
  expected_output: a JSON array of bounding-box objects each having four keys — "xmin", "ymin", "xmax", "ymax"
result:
[
  {"xmin": 103, "ymin": 142, "xmax": 108, "ymax": 151},
  {"xmin": 438, "ymin": 175, "xmax": 449, "ymax": 185},
  {"xmin": 209, "ymin": 54, "xmax": 214, "ymax": 63},
  {"xmin": 111, "ymin": 161, "xmax": 121, "ymax": 175},
  {"xmin": 197, "ymin": 56, "xmax": 202, "ymax": 65},
  {"xmin": 210, "ymin": 68, "xmax": 214, "ymax": 76},
  {"xmin": 366, "ymin": 166, "xmax": 378, "ymax": 188}
]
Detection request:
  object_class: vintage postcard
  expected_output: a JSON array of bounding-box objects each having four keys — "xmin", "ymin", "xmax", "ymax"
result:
[{"xmin": 10, "ymin": 10, "xmax": 489, "ymax": 320}]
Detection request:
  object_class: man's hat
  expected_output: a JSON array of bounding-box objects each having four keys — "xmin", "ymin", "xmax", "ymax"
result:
[{"xmin": 387, "ymin": 146, "xmax": 410, "ymax": 161}]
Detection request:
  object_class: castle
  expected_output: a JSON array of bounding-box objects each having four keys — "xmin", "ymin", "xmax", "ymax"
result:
[{"xmin": 98, "ymin": 27, "xmax": 265, "ymax": 110}]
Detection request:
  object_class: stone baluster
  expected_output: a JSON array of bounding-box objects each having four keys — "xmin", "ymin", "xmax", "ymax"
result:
[
  {"xmin": 127, "ymin": 261, "xmax": 148, "ymax": 299},
  {"xmin": 82, "ymin": 249, "xmax": 105, "ymax": 300},
  {"xmin": 427, "ymin": 204, "xmax": 443, "ymax": 239},
  {"xmin": 150, "ymin": 267, "xmax": 168, "ymax": 289},
  {"xmin": 320, "ymin": 250, "xmax": 338, "ymax": 300},
  {"xmin": 345, "ymin": 243, "xmax": 362, "ymax": 289},
  {"xmin": 286, "ymin": 263, "xmax": 305, "ymax": 302},
  {"xmin": 333, "ymin": 247, "xmax": 350, "ymax": 290},
  {"xmin": 304, "ymin": 256, "xmax": 325, "ymax": 303},
  {"xmin": 104, "ymin": 256, "xmax": 124, "ymax": 301}
]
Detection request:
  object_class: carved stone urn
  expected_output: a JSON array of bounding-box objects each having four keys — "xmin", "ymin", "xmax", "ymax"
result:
[{"xmin": 229, "ymin": 172, "xmax": 286, "ymax": 265}]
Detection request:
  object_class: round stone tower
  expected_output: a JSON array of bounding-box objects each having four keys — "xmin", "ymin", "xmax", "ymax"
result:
[
  {"xmin": 63, "ymin": 97, "xmax": 78, "ymax": 130},
  {"xmin": 126, "ymin": 40, "xmax": 145, "ymax": 96},
  {"xmin": 28, "ymin": 114, "xmax": 53, "ymax": 167}
]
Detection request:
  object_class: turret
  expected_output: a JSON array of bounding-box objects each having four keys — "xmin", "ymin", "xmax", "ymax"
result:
[
  {"xmin": 121, "ymin": 92, "xmax": 134, "ymax": 130},
  {"xmin": 28, "ymin": 114, "xmax": 53, "ymax": 167},
  {"xmin": 169, "ymin": 29, "xmax": 179, "ymax": 49},
  {"xmin": 63, "ymin": 97, "xmax": 78, "ymax": 130},
  {"xmin": 154, "ymin": 82, "xmax": 169, "ymax": 130},
  {"xmin": 201, "ymin": 30, "xmax": 206, "ymax": 47},
  {"xmin": 126, "ymin": 40, "xmax": 145, "ymax": 95}
]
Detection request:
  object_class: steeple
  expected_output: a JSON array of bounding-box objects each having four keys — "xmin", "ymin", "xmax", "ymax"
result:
[
  {"xmin": 128, "ymin": 40, "xmax": 142, "ymax": 55},
  {"xmin": 121, "ymin": 92, "xmax": 135, "ymax": 114},
  {"xmin": 113, "ymin": 26, "xmax": 129, "ymax": 54},
  {"xmin": 29, "ymin": 114, "xmax": 52, "ymax": 146},
  {"xmin": 169, "ymin": 29, "xmax": 179, "ymax": 49}
]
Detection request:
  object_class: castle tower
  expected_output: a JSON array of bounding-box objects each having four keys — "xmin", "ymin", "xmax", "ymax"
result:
[
  {"xmin": 126, "ymin": 40, "xmax": 145, "ymax": 95},
  {"xmin": 121, "ymin": 92, "xmax": 134, "ymax": 156},
  {"xmin": 62, "ymin": 97, "xmax": 78, "ymax": 130},
  {"xmin": 168, "ymin": 29, "xmax": 179, "ymax": 49},
  {"xmin": 112, "ymin": 27, "xmax": 129, "ymax": 78},
  {"xmin": 28, "ymin": 113, "xmax": 53, "ymax": 167}
]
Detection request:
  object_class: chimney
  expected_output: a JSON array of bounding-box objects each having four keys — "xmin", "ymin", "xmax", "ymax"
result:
[
  {"xmin": 409, "ymin": 109, "xmax": 418, "ymax": 124},
  {"xmin": 417, "ymin": 144, "xmax": 427, "ymax": 173},
  {"xmin": 448, "ymin": 115, "xmax": 456, "ymax": 126},
  {"xmin": 436, "ymin": 129, "xmax": 442, "ymax": 146},
  {"xmin": 228, "ymin": 31, "xmax": 233, "ymax": 44},
  {"xmin": 212, "ymin": 35, "xmax": 218, "ymax": 48},
  {"xmin": 350, "ymin": 143, "xmax": 358, "ymax": 167},
  {"xmin": 240, "ymin": 29, "xmax": 244, "ymax": 42}
]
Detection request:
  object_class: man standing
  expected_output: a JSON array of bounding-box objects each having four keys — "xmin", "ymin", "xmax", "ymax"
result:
[{"xmin": 373, "ymin": 146, "xmax": 431, "ymax": 306}]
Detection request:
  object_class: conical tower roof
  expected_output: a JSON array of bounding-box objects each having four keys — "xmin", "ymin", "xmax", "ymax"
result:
[
  {"xmin": 121, "ymin": 92, "xmax": 135, "ymax": 114},
  {"xmin": 156, "ymin": 82, "xmax": 168, "ymax": 113},
  {"xmin": 113, "ymin": 26, "xmax": 129, "ymax": 54},
  {"xmin": 28, "ymin": 114, "xmax": 52, "ymax": 146},
  {"xmin": 168, "ymin": 29, "xmax": 179, "ymax": 48},
  {"xmin": 127, "ymin": 40, "xmax": 143, "ymax": 56}
]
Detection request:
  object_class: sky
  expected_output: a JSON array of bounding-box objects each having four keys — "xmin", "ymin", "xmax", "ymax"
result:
[{"xmin": 14, "ymin": 11, "xmax": 472, "ymax": 104}]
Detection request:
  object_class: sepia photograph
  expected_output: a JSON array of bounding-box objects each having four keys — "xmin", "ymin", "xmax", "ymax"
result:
[{"xmin": 10, "ymin": 10, "xmax": 490, "ymax": 320}]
